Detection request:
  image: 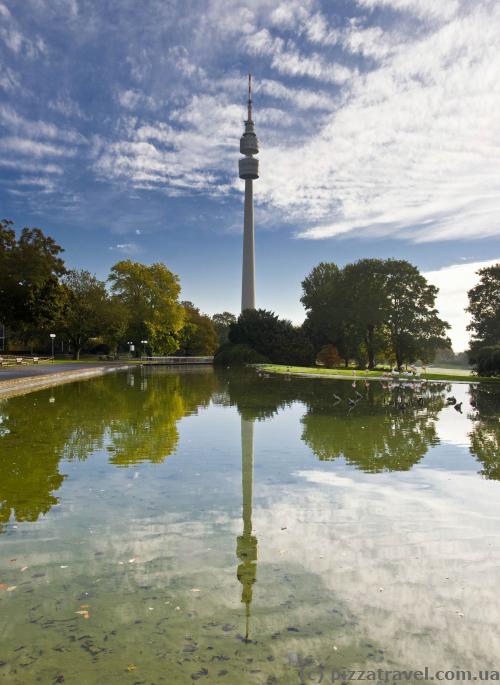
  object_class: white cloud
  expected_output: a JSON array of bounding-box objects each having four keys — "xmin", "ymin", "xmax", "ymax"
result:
[
  {"xmin": 243, "ymin": 28, "xmax": 284, "ymax": 56},
  {"xmin": 48, "ymin": 97, "xmax": 87, "ymax": 120},
  {"xmin": 109, "ymin": 242, "xmax": 142, "ymax": 255},
  {"xmin": 356, "ymin": 0, "xmax": 460, "ymax": 21},
  {"xmin": 259, "ymin": 1, "xmax": 500, "ymax": 243},
  {"xmin": 0, "ymin": 105, "xmax": 86, "ymax": 143},
  {"xmin": 0, "ymin": 159, "xmax": 64, "ymax": 174},
  {"xmin": 269, "ymin": 1, "xmax": 312, "ymax": 30},
  {"xmin": 259, "ymin": 79, "xmax": 334, "ymax": 110},
  {"xmin": 424, "ymin": 259, "xmax": 500, "ymax": 351},
  {"xmin": 45, "ymin": 0, "xmax": 500, "ymax": 249},
  {"xmin": 0, "ymin": 136, "xmax": 76, "ymax": 158},
  {"xmin": 96, "ymin": 94, "xmax": 243, "ymax": 193},
  {"xmin": 270, "ymin": 45, "xmax": 353, "ymax": 84},
  {"xmin": 117, "ymin": 89, "xmax": 159, "ymax": 111},
  {"xmin": 0, "ymin": 7, "xmax": 47, "ymax": 59},
  {"xmin": 0, "ymin": 64, "xmax": 22, "ymax": 92},
  {"xmin": 14, "ymin": 176, "xmax": 57, "ymax": 192},
  {"xmin": 304, "ymin": 11, "xmax": 340, "ymax": 45}
]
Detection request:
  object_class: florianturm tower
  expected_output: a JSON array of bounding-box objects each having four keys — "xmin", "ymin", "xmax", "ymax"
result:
[{"xmin": 239, "ymin": 74, "xmax": 259, "ymax": 312}]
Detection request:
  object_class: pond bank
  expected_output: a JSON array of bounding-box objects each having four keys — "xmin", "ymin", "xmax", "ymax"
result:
[
  {"xmin": 257, "ymin": 363, "xmax": 499, "ymax": 384},
  {"xmin": 0, "ymin": 362, "xmax": 133, "ymax": 398}
]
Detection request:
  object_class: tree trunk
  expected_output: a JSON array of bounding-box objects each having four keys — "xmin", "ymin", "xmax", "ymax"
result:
[
  {"xmin": 366, "ymin": 325, "xmax": 375, "ymax": 370},
  {"xmin": 396, "ymin": 348, "xmax": 402, "ymax": 370}
]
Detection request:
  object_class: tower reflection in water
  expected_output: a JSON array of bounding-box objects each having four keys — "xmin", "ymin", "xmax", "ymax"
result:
[{"xmin": 236, "ymin": 417, "xmax": 258, "ymax": 640}]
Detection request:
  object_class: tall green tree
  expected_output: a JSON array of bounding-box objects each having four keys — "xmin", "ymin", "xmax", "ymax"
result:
[
  {"xmin": 212, "ymin": 311, "xmax": 237, "ymax": 345},
  {"xmin": 301, "ymin": 258, "xmax": 450, "ymax": 368},
  {"xmin": 301, "ymin": 262, "xmax": 351, "ymax": 359},
  {"xmin": 60, "ymin": 270, "xmax": 111, "ymax": 360},
  {"xmin": 342, "ymin": 259, "xmax": 389, "ymax": 369},
  {"xmin": 467, "ymin": 264, "xmax": 500, "ymax": 349},
  {"xmin": 0, "ymin": 219, "xmax": 66, "ymax": 344},
  {"xmin": 109, "ymin": 260, "xmax": 184, "ymax": 355},
  {"xmin": 177, "ymin": 302, "xmax": 218, "ymax": 356},
  {"xmin": 383, "ymin": 260, "xmax": 450, "ymax": 368}
]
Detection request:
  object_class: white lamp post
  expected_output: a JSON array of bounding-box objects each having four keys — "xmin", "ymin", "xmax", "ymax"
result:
[
  {"xmin": 49, "ymin": 333, "xmax": 56, "ymax": 361},
  {"xmin": 141, "ymin": 339, "xmax": 148, "ymax": 357}
]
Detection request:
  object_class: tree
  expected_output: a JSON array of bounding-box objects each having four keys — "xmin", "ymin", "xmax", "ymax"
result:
[
  {"xmin": 301, "ymin": 259, "xmax": 450, "ymax": 369},
  {"xmin": 342, "ymin": 259, "xmax": 389, "ymax": 369},
  {"xmin": 467, "ymin": 264, "xmax": 500, "ymax": 350},
  {"xmin": 301, "ymin": 262, "xmax": 345, "ymax": 353},
  {"xmin": 60, "ymin": 270, "xmax": 111, "ymax": 359},
  {"xmin": 383, "ymin": 260, "xmax": 451, "ymax": 368},
  {"xmin": 177, "ymin": 302, "xmax": 218, "ymax": 356},
  {"xmin": 212, "ymin": 311, "xmax": 237, "ymax": 345},
  {"xmin": 229, "ymin": 309, "xmax": 314, "ymax": 366},
  {"xmin": 470, "ymin": 346, "xmax": 500, "ymax": 376},
  {"xmin": 301, "ymin": 262, "xmax": 367, "ymax": 366},
  {"xmin": 109, "ymin": 260, "xmax": 184, "ymax": 355},
  {"xmin": 0, "ymin": 219, "xmax": 66, "ymax": 344}
]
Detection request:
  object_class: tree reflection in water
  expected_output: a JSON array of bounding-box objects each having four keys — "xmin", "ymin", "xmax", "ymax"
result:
[
  {"xmin": 1, "ymin": 366, "xmax": 499, "ymax": 539},
  {"xmin": 469, "ymin": 385, "xmax": 500, "ymax": 481},
  {"xmin": 0, "ymin": 368, "xmax": 216, "ymax": 530},
  {"xmin": 301, "ymin": 383, "xmax": 446, "ymax": 472}
]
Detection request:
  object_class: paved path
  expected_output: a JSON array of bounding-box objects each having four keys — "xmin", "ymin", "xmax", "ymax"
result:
[
  {"xmin": 0, "ymin": 363, "xmax": 133, "ymax": 399},
  {"xmin": 0, "ymin": 362, "xmax": 114, "ymax": 381}
]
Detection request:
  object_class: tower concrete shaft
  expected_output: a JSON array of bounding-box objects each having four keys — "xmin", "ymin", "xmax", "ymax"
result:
[
  {"xmin": 242, "ymin": 180, "xmax": 255, "ymax": 311},
  {"xmin": 239, "ymin": 74, "xmax": 259, "ymax": 312}
]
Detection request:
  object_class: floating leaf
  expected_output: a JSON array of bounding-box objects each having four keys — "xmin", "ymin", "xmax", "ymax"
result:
[
  {"xmin": 126, "ymin": 664, "xmax": 136, "ymax": 672},
  {"xmin": 0, "ymin": 584, "xmax": 8, "ymax": 590},
  {"xmin": 6, "ymin": 586, "xmax": 17, "ymax": 592},
  {"xmin": 20, "ymin": 567, "xmax": 29, "ymax": 573},
  {"xmin": 191, "ymin": 588, "xmax": 201, "ymax": 593}
]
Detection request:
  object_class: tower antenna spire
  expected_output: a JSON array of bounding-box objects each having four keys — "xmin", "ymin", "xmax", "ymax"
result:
[{"xmin": 247, "ymin": 73, "xmax": 252, "ymax": 122}]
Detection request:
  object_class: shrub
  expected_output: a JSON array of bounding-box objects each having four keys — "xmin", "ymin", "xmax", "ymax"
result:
[
  {"xmin": 317, "ymin": 344, "xmax": 341, "ymax": 368},
  {"xmin": 213, "ymin": 343, "xmax": 268, "ymax": 367},
  {"xmin": 229, "ymin": 309, "xmax": 315, "ymax": 366}
]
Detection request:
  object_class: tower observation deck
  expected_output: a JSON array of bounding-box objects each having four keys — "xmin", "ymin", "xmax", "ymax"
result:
[{"xmin": 239, "ymin": 74, "xmax": 259, "ymax": 312}]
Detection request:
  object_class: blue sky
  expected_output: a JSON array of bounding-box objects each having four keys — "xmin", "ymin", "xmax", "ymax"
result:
[{"xmin": 1, "ymin": 0, "xmax": 499, "ymax": 351}]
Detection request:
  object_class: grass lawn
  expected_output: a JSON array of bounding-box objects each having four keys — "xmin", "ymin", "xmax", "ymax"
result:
[{"xmin": 257, "ymin": 363, "xmax": 500, "ymax": 384}]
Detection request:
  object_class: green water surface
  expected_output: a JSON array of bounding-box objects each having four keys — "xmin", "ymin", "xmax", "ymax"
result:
[{"xmin": 0, "ymin": 368, "xmax": 499, "ymax": 684}]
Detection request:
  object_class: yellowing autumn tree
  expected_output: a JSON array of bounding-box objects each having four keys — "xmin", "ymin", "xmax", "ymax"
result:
[{"xmin": 109, "ymin": 260, "xmax": 184, "ymax": 355}]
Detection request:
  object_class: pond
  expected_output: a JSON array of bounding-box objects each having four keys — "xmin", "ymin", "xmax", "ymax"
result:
[{"xmin": 0, "ymin": 367, "xmax": 499, "ymax": 684}]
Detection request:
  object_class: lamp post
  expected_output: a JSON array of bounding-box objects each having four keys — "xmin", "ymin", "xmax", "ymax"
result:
[
  {"xmin": 49, "ymin": 333, "xmax": 56, "ymax": 361},
  {"xmin": 127, "ymin": 341, "xmax": 134, "ymax": 357},
  {"xmin": 141, "ymin": 339, "xmax": 148, "ymax": 358}
]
